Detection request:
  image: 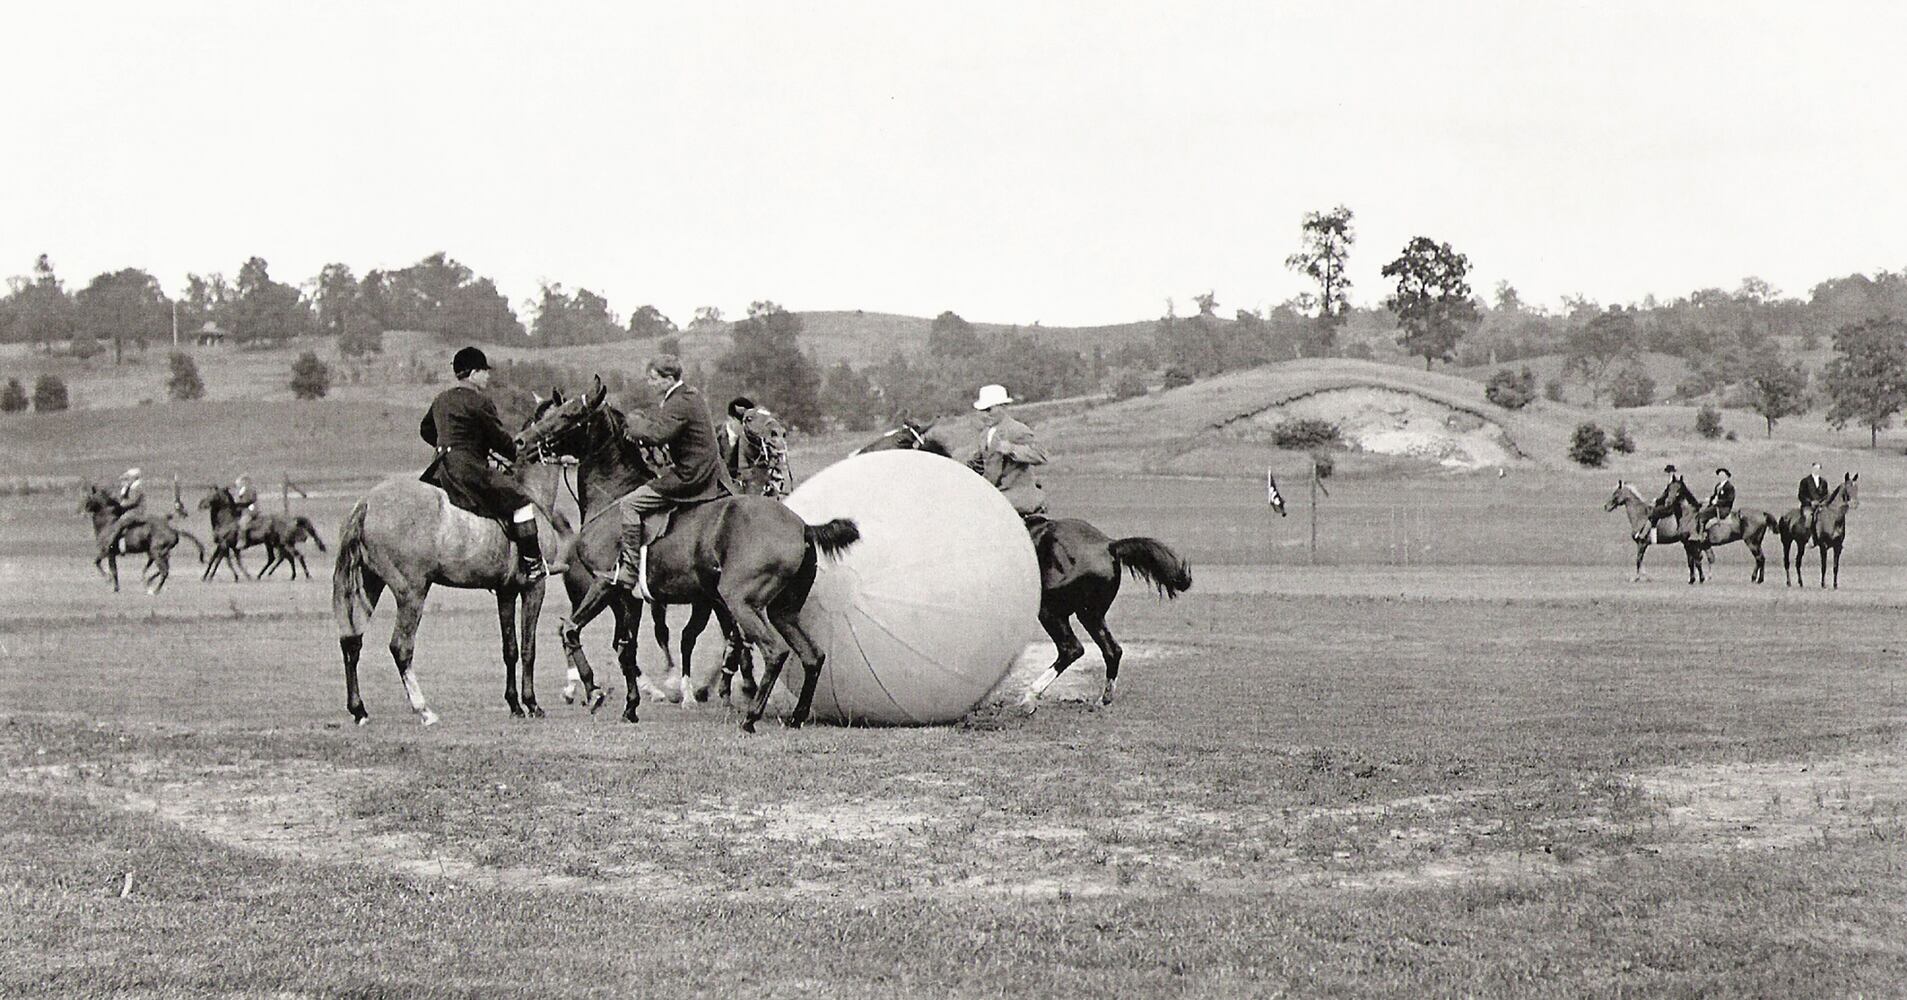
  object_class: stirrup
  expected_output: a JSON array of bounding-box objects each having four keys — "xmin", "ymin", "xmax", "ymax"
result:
[{"xmin": 518, "ymin": 558, "xmax": 548, "ymax": 584}]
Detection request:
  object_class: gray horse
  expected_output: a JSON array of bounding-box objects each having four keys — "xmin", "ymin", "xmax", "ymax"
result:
[{"xmin": 331, "ymin": 469, "xmax": 568, "ymax": 726}]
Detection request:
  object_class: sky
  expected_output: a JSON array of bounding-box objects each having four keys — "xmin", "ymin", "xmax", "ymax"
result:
[{"xmin": 5, "ymin": 1, "xmax": 1907, "ymax": 328}]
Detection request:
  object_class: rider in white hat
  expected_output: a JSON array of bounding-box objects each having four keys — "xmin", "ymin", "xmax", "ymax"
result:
[
  {"xmin": 969, "ymin": 384, "xmax": 1048, "ymax": 517},
  {"xmin": 101, "ymin": 468, "xmax": 149, "ymax": 556}
]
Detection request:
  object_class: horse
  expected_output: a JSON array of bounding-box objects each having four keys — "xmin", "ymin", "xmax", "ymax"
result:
[
  {"xmin": 1603, "ymin": 481, "xmax": 1707, "ymax": 584},
  {"xmin": 199, "ymin": 488, "xmax": 274, "ymax": 581},
  {"xmin": 854, "ymin": 421, "xmax": 1194, "ymax": 713},
  {"xmin": 80, "ymin": 485, "xmax": 205, "ymax": 594},
  {"xmin": 515, "ymin": 379, "xmax": 862, "ymax": 732},
  {"xmin": 1688, "ymin": 507, "xmax": 1777, "ymax": 584},
  {"xmin": 257, "ymin": 516, "xmax": 328, "ymax": 579},
  {"xmin": 734, "ymin": 406, "xmax": 793, "ymax": 498},
  {"xmin": 1777, "ymin": 474, "xmax": 1859, "ymax": 588},
  {"xmin": 329, "ymin": 454, "xmax": 568, "ymax": 726}
]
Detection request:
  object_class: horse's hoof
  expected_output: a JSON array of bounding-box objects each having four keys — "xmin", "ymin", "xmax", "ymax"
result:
[
  {"xmin": 783, "ymin": 716, "xmax": 803, "ymax": 730},
  {"xmin": 527, "ymin": 704, "xmax": 545, "ymax": 719},
  {"xmin": 1019, "ymin": 698, "xmax": 1039, "ymax": 717},
  {"xmin": 741, "ymin": 718, "xmax": 758, "ymax": 734},
  {"xmin": 621, "ymin": 710, "xmax": 639, "ymax": 725},
  {"xmin": 562, "ymin": 688, "xmax": 576, "ymax": 705},
  {"xmin": 352, "ymin": 713, "xmax": 370, "ymax": 727},
  {"xmin": 419, "ymin": 710, "xmax": 439, "ymax": 727},
  {"xmin": 691, "ymin": 686, "xmax": 712, "ymax": 704},
  {"xmin": 589, "ymin": 689, "xmax": 607, "ymax": 714}
]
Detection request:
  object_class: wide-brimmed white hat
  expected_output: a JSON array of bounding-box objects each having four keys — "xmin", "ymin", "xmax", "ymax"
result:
[
  {"xmin": 124, "ymin": 467, "xmax": 143, "ymax": 479},
  {"xmin": 972, "ymin": 384, "xmax": 1014, "ymax": 410}
]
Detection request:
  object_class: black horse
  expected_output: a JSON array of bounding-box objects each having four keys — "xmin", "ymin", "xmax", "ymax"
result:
[{"xmin": 856, "ymin": 419, "xmax": 1193, "ymax": 712}]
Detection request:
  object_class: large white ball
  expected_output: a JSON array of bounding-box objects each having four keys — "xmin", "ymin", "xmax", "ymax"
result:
[{"xmin": 777, "ymin": 450, "xmax": 1040, "ymax": 725}]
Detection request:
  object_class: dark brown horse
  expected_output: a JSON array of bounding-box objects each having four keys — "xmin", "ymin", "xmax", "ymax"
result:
[
  {"xmin": 855, "ymin": 420, "xmax": 1193, "ymax": 713},
  {"xmin": 1603, "ymin": 481, "xmax": 1708, "ymax": 584},
  {"xmin": 81, "ymin": 485, "xmax": 204, "ymax": 594},
  {"xmin": 1689, "ymin": 507, "xmax": 1777, "ymax": 584},
  {"xmin": 1776, "ymin": 473, "xmax": 1859, "ymax": 588},
  {"xmin": 199, "ymin": 489, "xmax": 325, "ymax": 581},
  {"xmin": 515, "ymin": 380, "xmax": 862, "ymax": 732}
]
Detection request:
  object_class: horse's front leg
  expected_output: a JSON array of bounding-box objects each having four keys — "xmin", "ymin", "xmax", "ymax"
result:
[
  {"xmin": 560, "ymin": 577, "xmax": 618, "ymax": 712},
  {"xmin": 649, "ymin": 602, "xmax": 683, "ymax": 703},
  {"xmin": 614, "ymin": 592, "xmax": 653, "ymax": 723},
  {"xmin": 519, "ymin": 579, "xmax": 544, "ymax": 717},
  {"xmin": 496, "ymin": 590, "xmax": 524, "ymax": 717}
]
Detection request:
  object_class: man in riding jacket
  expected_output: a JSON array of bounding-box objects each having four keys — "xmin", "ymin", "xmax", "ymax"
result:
[
  {"xmin": 717, "ymin": 395, "xmax": 756, "ymax": 480},
  {"xmin": 1797, "ymin": 461, "xmax": 1831, "ymax": 537},
  {"xmin": 101, "ymin": 467, "xmax": 148, "ymax": 556},
  {"xmin": 969, "ymin": 383, "xmax": 1049, "ymax": 518},
  {"xmin": 420, "ymin": 346, "xmax": 554, "ymax": 583},
  {"xmin": 1693, "ymin": 467, "xmax": 1735, "ymax": 540},
  {"xmin": 610, "ymin": 355, "xmax": 736, "ymax": 586},
  {"xmin": 230, "ymin": 474, "xmax": 260, "ymax": 541},
  {"xmin": 1637, "ymin": 464, "xmax": 1698, "ymax": 543}
]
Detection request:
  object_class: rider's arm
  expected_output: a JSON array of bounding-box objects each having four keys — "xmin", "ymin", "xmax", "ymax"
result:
[
  {"xmin": 625, "ymin": 397, "xmax": 690, "ymax": 447},
  {"xmin": 475, "ymin": 395, "xmax": 517, "ymax": 459},
  {"xmin": 420, "ymin": 409, "xmax": 438, "ymax": 447},
  {"xmin": 995, "ymin": 427, "xmax": 1048, "ymax": 466}
]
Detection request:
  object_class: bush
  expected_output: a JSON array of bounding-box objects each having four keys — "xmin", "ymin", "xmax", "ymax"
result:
[
  {"xmin": 32, "ymin": 374, "xmax": 69, "ymax": 412},
  {"xmin": 1544, "ymin": 378, "xmax": 1565, "ymax": 403},
  {"xmin": 1609, "ymin": 363, "xmax": 1656, "ymax": 408},
  {"xmin": 1161, "ymin": 366, "xmax": 1194, "ymax": 389},
  {"xmin": 68, "ymin": 334, "xmax": 103, "ymax": 361},
  {"xmin": 167, "ymin": 351, "xmax": 205, "ymax": 401},
  {"xmin": 1695, "ymin": 404, "xmax": 1723, "ymax": 439},
  {"xmin": 1568, "ymin": 422, "xmax": 1609, "ymax": 467},
  {"xmin": 0, "ymin": 378, "xmax": 26, "ymax": 413},
  {"xmin": 1271, "ymin": 417, "xmax": 1340, "ymax": 450},
  {"xmin": 1310, "ymin": 450, "xmax": 1335, "ymax": 480},
  {"xmin": 1484, "ymin": 366, "xmax": 1537, "ymax": 410},
  {"xmin": 289, "ymin": 352, "xmax": 332, "ymax": 400},
  {"xmin": 1610, "ymin": 423, "xmax": 1636, "ymax": 453},
  {"xmin": 1110, "ymin": 370, "xmax": 1148, "ymax": 401}
]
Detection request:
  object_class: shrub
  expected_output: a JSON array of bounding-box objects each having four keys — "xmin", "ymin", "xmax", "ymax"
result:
[
  {"xmin": 1609, "ymin": 363, "xmax": 1656, "ymax": 408},
  {"xmin": 167, "ymin": 351, "xmax": 205, "ymax": 401},
  {"xmin": 1695, "ymin": 404, "xmax": 1723, "ymax": 439},
  {"xmin": 0, "ymin": 378, "xmax": 26, "ymax": 413},
  {"xmin": 1310, "ymin": 450, "xmax": 1335, "ymax": 480},
  {"xmin": 1568, "ymin": 421, "xmax": 1609, "ymax": 467},
  {"xmin": 1271, "ymin": 417, "xmax": 1340, "ymax": 450},
  {"xmin": 289, "ymin": 352, "xmax": 332, "ymax": 400},
  {"xmin": 32, "ymin": 374, "xmax": 69, "ymax": 412},
  {"xmin": 1161, "ymin": 366, "xmax": 1194, "ymax": 389},
  {"xmin": 1544, "ymin": 378, "xmax": 1565, "ymax": 403},
  {"xmin": 1484, "ymin": 366, "xmax": 1537, "ymax": 409},
  {"xmin": 1610, "ymin": 423, "xmax": 1636, "ymax": 453},
  {"xmin": 1110, "ymin": 370, "xmax": 1148, "ymax": 401},
  {"xmin": 68, "ymin": 334, "xmax": 103, "ymax": 361}
]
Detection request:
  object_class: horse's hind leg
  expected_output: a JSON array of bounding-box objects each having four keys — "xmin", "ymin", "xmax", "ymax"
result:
[
  {"xmin": 767, "ymin": 601, "xmax": 826, "ymax": 729},
  {"xmin": 733, "ymin": 600, "xmax": 797, "ymax": 734},
  {"xmin": 647, "ymin": 603, "xmax": 683, "ymax": 703},
  {"xmin": 1831, "ymin": 545, "xmax": 1842, "ymax": 589},
  {"xmin": 496, "ymin": 590, "xmax": 525, "ymax": 718},
  {"xmin": 1077, "ymin": 598, "xmax": 1124, "ymax": 707},
  {"xmin": 339, "ymin": 571, "xmax": 384, "ymax": 724},
  {"xmin": 389, "ymin": 595, "xmax": 438, "ymax": 726},
  {"xmin": 1021, "ymin": 607, "xmax": 1086, "ymax": 715},
  {"xmin": 679, "ymin": 602, "xmax": 718, "ymax": 703},
  {"xmin": 148, "ymin": 553, "xmax": 171, "ymax": 595}
]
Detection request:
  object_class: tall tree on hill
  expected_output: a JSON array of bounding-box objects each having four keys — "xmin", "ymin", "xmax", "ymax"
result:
[
  {"xmin": 928, "ymin": 310, "xmax": 981, "ymax": 358},
  {"xmin": 531, "ymin": 284, "xmax": 621, "ymax": 345},
  {"xmin": 313, "ymin": 263, "xmax": 359, "ymax": 337},
  {"xmin": 231, "ymin": 257, "xmax": 315, "ymax": 342},
  {"xmin": 74, "ymin": 268, "xmax": 169, "ymax": 361},
  {"xmin": 1284, "ymin": 205, "xmax": 1356, "ymax": 354},
  {"xmin": 1382, "ymin": 236, "xmax": 1478, "ymax": 369},
  {"xmin": 1564, "ymin": 306, "xmax": 1642, "ymax": 405},
  {"xmin": 5, "ymin": 254, "xmax": 76, "ymax": 349},
  {"xmin": 715, "ymin": 301, "xmax": 821, "ymax": 429},
  {"xmin": 821, "ymin": 360, "xmax": 880, "ymax": 430},
  {"xmin": 1193, "ymin": 291, "xmax": 1218, "ymax": 318},
  {"xmin": 1823, "ymin": 317, "xmax": 1907, "ymax": 447},
  {"xmin": 628, "ymin": 304, "xmax": 676, "ymax": 339},
  {"xmin": 1741, "ymin": 348, "xmax": 1809, "ymax": 437},
  {"xmin": 180, "ymin": 272, "xmax": 232, "ymax": 335},
  {"xmin": 443, "ymin": 277, "xmax": 525, "ymax": 342}
]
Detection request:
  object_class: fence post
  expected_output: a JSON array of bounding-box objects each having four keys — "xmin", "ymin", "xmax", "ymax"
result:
[{"xmin": 1308, "ymin": 463, "xmax": 1319, "ymax": 565}]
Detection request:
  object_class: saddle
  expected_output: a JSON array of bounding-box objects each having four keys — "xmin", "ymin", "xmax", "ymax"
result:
[{"xmin": 1024, "ymin": 514, "xmax": 1079, "ymax": 590}]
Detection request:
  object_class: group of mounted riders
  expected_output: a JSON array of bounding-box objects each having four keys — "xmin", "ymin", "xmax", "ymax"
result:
[
  {"xmin": 1620, "ymin": 458, "xmax": 1858, "ymax": 587},
  {"xmin": 85, "ymin": 464, "xmax": 324, "ymax": 591}
]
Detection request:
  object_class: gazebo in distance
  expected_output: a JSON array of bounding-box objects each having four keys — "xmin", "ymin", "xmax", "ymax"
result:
[{"xmin": 194, "ymin": 321, "xmax": 229, "ymax": 347}]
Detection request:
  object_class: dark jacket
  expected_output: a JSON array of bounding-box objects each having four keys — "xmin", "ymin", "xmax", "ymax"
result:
[
  {"xmin": 1708, "ymin": 480, "xmax": 1735, "ymax": 515},
  {"xmin": 1798, "ymin": 474, "xmax": 1831, "ymax": 507},
  {"xmin": 1656, "ymin": 476, "xmax": 1697, "ymax": 511},
  {"xmin": 625, "ymin": 383, "xmax": 737, "ymax": 503},
  {"xmin": 420, "ymin": 384, "xmax": 533, "ymax": 519}
]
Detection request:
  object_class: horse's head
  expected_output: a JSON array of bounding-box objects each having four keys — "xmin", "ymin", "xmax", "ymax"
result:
[
  {"xmin": 198, "ymin": 489, "xmax": 222, "ymax": 511},
  {"xmin": 516, "ymin": 377, "xmax": 608, "ymax": 464},
  {"xmin": 1840, "ymin": 472, "xmax": 1861, "ymax": 511},
  {"xmin": 853, "ymin": 419, "xmax": 948, "ymax": 457},
  {"xmin": 742, "ymin": 407, "xmax": 789, "ymax": 461},
  {"xmin": 1603, "ymin": 480, "xmax": 1630, "ymax": 512},
  {"xmin": 79, "ymin": 485, "xmax": 110, "ymax": 514}
]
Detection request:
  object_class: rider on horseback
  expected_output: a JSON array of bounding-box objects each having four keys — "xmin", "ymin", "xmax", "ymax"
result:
[
  {"xmin": 229, "ymin": 474, "xmax": 260, "ymax": 542},
  {"xmin": 968, "ymin": 383, "xmax": 1048, "ymax": 519},
  {"xmin": 420, "ymin": 347, "xmax": 555, "ymax": 583},
  {"xmin": 1692, "ymin": 467, "xmax": 1735, "ymax": 541},
  {"xmin": 1797, "ymin": 461, "xmax": 1830, "ymax": 538},
  {"xmin": 718, "ymin": 395, "xmax": 755, "ymax": 480},
  {"xmin": 100, "ymin": 467, "xmax": 148, "ymax": 557},
  {"xmin": 610, "ymin": 355, "xmax": 737, "ymax": 588},
  {"xmin": 1635, "ymin": 464, "xmax": 1697, "ymax": 544}
]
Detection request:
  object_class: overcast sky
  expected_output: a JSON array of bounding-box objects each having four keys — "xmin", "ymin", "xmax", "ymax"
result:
[{"xmin": 5, "ymin": 2, "xmax": 1905, "ymax": 327}]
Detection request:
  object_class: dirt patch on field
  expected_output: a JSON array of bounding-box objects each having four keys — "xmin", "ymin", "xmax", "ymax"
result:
[
  {"xmin": 1632, "ymin": 747, "xmax": 1907, "ymax": 853},
  {"xmin": 1231, "ymin": 385, "xmax": 1523, "ymax": 469}
]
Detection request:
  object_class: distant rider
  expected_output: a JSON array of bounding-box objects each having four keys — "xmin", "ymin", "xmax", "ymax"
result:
[
  {"xmin": 230, "ymin": 474, "xmax": 260, "ymax": 542},
  {"xmin": 419, "ymin": 346, "xmax": 554, "ymax": 583},
  {"xmin": 1693, "ymin": 467, "xmax": 1735, "ymax": 540},
  {"xmin": 1637, "ymin": 464, "xmax": 1697, "ymax": 543},
  {"xmin": 1797, "ymin": 461, "xmax": 1830, "ymax": 537},
  {"xmin": 101, "ymin": 467, "xmax": 149, "ymax": 556}
]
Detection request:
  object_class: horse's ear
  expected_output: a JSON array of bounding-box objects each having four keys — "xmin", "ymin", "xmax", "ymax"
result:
[
  {"xmin": 550, "ymin": 386, "xmax": 563, "ymax": 405},
  {"xmin": 531, "ymin": 390, "xmax": 545, "ymax": 407},
  {"xmin": 587, "ymin": 375, "xmax": 607, "ymax": 408}
]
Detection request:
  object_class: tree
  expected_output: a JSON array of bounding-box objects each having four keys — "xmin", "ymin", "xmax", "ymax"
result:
[
  {"xmin": 1285, "ymin": 205, "xmax": 1355, "ymax": 330},
  {"xmin": 1695, "ymin": 404, "xmax": 1724, "ymax": 439},
  {"xmin": 1741, "ymin": 349, "xmax": 1809, "ymax": 437},
  {"xmin": 820, "ymin": 360, "xmax": 880, "ymax": 430},
  {"xmin": 1608, "ymin": 362, "xmax": 1656, "ymax": 409},
  {"xmin": 441, "ymin": 277, "xmax": 524, "ymax": 343},
  {"xmin": 689, "ymin": 306, "xmax": 724, "ymax": 331},
  {"xmin": 1564, "ymin": 307, "xmax": 1642, "ymax": 403},
  {"xmin": 713, "ymin": 301, "xmax": 821, "ymax": 429},
  {"xmin": 231, "ymin": 257, "xmax": 315, "ymax": 342},
  {"xmin": 32, "ymin": 373, "xmax": 68, "ymax": 412},
  {"xmin": 1484, "ymin": 367, "xmax": 1537, "ymax": 410},
  {"xmin": 74, "ymin": 268, "xmax": 169, "ymax": 361},
  {"xmin": 289, "ymin": 351, "xmax": 331, "ymax": 399},
  {"xmin": 1382, "ymin": 237, "xmax": 1478, "ymax": 369},
  {"xmin": 167, "ymin": 351, "xmax": 205, "ymax": 401},
  {"xmin": 1568, "ymin": 422, "xmax": 1609, "ymax": 467},
  {"xmin": 1823, "ymin": 317, "xmax": 1907, "ymax": 447},
  {"xmin": 6, "ymin": 254, "xmax": 76, "ymax": 348},
  {"xmin": 1192, "ymin": 291, "xmax": 1218, "ymax": 318},
  {"xmin": 927, "ymin": 310, "xmax": 981, "ymax": 358},
  {"xmin": 628, "ymin": 304, "xmax": 676, "ymax": 339},
  {"xmin": 1, "ymin": 377, "xmax": 27, "ymax": 412},
  {"xmin": 531, "ymin": 284, "xmax": 621, "ymax": 345},
  {"xmin": 313, "ymin": 263, "xmax": 359, "ymax": 337},
  {"xmin": 180, "ymin": 272, "xmax": 232, "ymax": 335}
]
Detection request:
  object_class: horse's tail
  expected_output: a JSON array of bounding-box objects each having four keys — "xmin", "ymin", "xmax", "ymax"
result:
[
  {"xmin": 332, "ymin": 499, "xmax": 375, "ymax": 635},
  {"xmin": 1109, "ymin": 537, "xmax": 1193, "ymax": 599},
  {"xmin": 175, "ymin": 528, "xmax": 207, "ymax": 564},
  {"xmin": 295, "ymin": 516, "xmax": 328, "ymax": 551},
  {"xmin": 804, "ymin": 518, "xmax": 862, "ymax": 562}
]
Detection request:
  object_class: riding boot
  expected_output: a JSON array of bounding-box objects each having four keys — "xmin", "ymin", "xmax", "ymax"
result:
[
  {"xmin": 512, "ymin": 521, "xmax": 548, "ymax": 584},
  {"xmin": 616, "ymin": 519, "xmax": 645, "ymax": 590}
]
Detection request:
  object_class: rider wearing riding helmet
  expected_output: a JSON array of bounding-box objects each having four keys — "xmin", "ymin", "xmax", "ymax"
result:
[
  {"xmin": 717, "ymin": 395, "xmax": 757, "ymax": 480},
  {"xmin": 420, "ymin": 346, "xmax": 555, "ymax": 583}
]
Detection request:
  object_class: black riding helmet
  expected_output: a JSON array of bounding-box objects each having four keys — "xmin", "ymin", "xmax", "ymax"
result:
[{"xmin": 453, "ymin": 346, "xmax": 491, "ymax": 378}]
